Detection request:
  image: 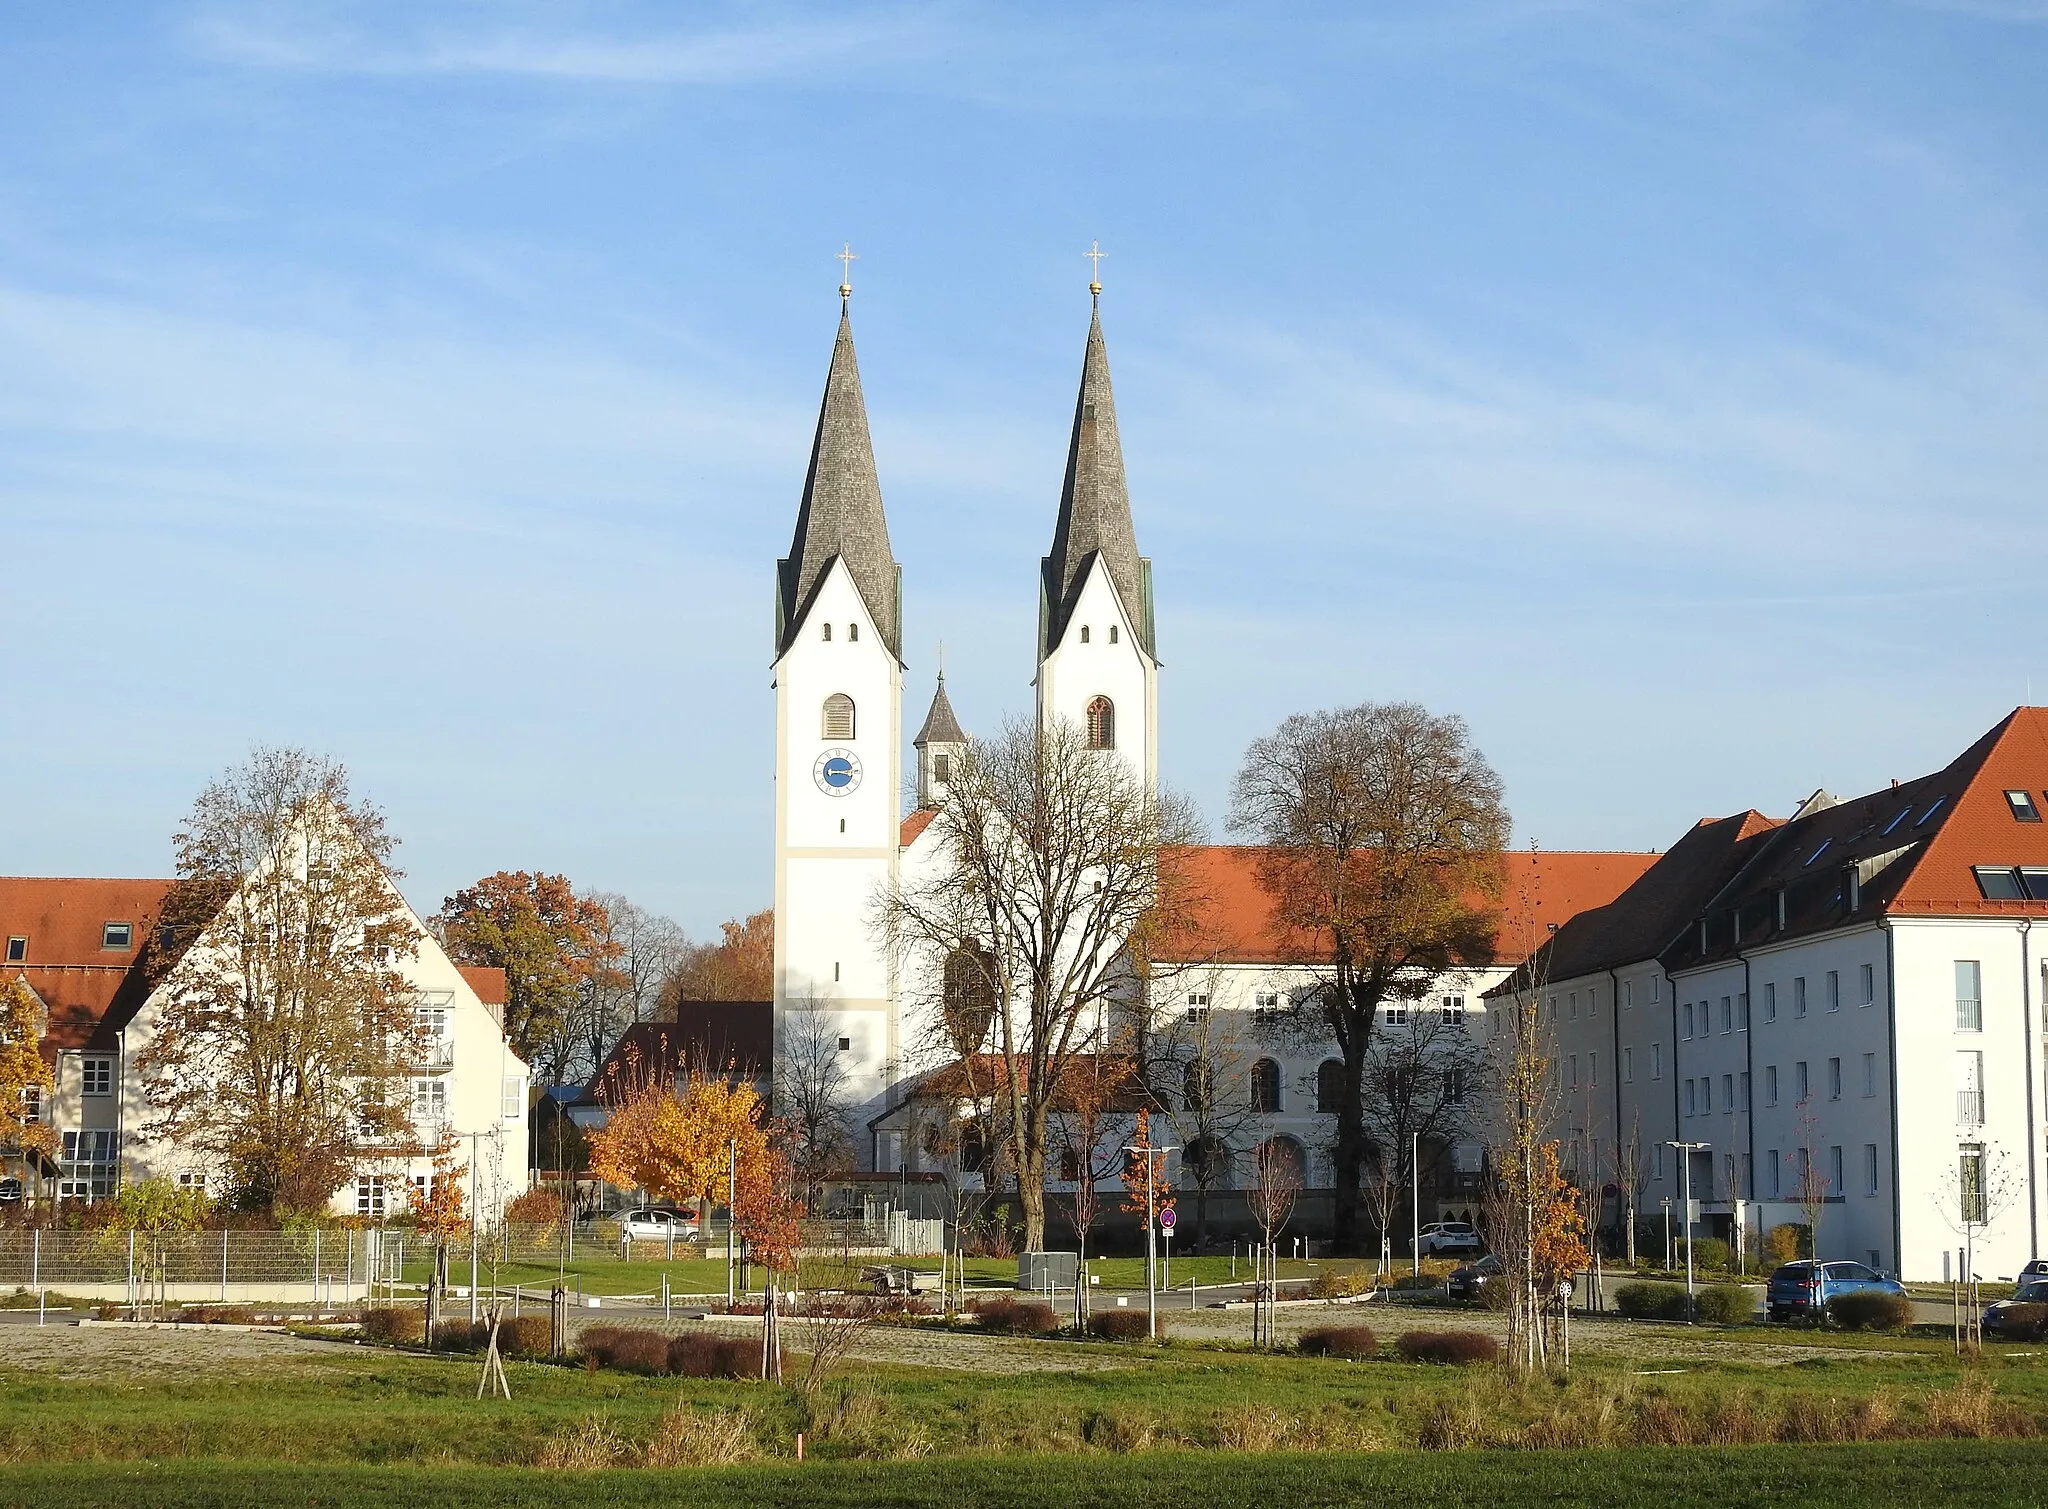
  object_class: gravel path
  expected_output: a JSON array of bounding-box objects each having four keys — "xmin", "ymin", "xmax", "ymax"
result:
[{"xmin": 0, "ymin": 1323, "xmax": 346, "ymax": 1380}]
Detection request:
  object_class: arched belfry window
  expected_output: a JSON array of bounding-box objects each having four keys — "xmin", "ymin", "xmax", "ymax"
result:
[
  {"xmin": 1086, "ymin": 696, "xmax": 1115, "ymax": 750},
  {"xmin": 821, "ymin": 623, "xmax": 832, "ymax": 641},
  {"xmin": 822, "ymin": 694, "xmax": 855, "ymax": 740},
  {"xmin": 1108, "ymin": 625, "xmax": 1119, "ymax": 645},
  {"xmin": 1079, "ymin": 625, "xmax": 1090, "ymax": 644},
  {"xmin": 848, "ymin": 623, "xmax": 858, "ymax": 642},
  {"xmin": 1250, "ymin": 1057, "xmax": 1282, "ymax": 1113}
]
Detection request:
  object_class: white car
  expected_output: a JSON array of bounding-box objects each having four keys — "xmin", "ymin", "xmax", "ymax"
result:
[
  {"xmin": 618, "ymin": 1207, "xmax": 699, "ymax": 1242},
  {"xmin": 1415, "ymin": 1221, "xmax": 1484, "ymax": 1258}
]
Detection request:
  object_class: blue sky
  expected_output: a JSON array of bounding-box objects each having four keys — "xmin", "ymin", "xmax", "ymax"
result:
[{"xmin": 4, "ymin": 2, "xmax": 2046, "ymax": 938}]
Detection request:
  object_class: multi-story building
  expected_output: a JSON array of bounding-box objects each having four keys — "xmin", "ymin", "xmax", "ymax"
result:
[
  {"xmin": 2, "ymin": 863, "xmax": 530, "ymax": 1221},
  {"xmin": 1490, "ymin": 708, "xmax": 2048, "ymax": 1280}
]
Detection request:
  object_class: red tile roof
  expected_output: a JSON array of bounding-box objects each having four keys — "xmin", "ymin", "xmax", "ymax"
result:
[
  {"xmin": 457, "ymin": 965, "xmax": 507, "ymax": 1006},
  {"xmin": 1162, "ymin": 846, "xmax": 1657, "ymax": 968},
  {"xmin": 0, "ymin": 877, "xmax": 174, "ymax": 1053},
  {"xmin": 1890, "ymin": 707, "xmax": 2048, "ymax": 917},
  {"xmin": 900, "ymin": 810, "xmax": 937, "ymax": 846}
]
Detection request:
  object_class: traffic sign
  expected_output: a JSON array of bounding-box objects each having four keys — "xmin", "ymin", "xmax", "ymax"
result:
[{"xmin": 1158, "ymin": 1207, "xmax": 1176, "ymax": 1232}]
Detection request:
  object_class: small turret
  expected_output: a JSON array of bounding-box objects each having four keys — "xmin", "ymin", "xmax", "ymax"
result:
[{"xmin": 912, "ymin": 673, "xmax": 967, "ymax": 809}]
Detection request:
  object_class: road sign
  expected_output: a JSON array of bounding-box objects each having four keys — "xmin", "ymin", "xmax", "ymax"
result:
[{"xmin": 1158, "ymin": 1207, "xmax": 1176, "ymax": 1233}]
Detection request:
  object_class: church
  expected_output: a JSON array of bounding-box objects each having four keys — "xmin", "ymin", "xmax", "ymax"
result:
[{"xmin": 766, "ymin": 263, "xmax": 1651, "ymax": 1219}]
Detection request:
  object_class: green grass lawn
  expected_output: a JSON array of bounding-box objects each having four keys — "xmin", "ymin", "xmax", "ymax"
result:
[{"xmin": 7, "ymin": 1442, "xmax": 2048, "ymax": 1509}]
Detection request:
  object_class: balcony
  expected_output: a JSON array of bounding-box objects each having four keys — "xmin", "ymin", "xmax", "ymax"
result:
[
  {"xmin": 1957, "ymin": 1090, "xmax": 1985, "ymax": 1127},
  {"xmin": 416, "ymin": 1039, "xmax": 455, "ymax": 1074}
]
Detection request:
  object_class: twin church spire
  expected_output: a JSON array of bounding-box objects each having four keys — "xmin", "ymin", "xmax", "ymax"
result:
[{"xmin": 776, "ymin": 261, "xmax": 1150, "ymax": 677}]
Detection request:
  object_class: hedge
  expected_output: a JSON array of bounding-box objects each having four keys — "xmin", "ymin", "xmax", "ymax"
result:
[
  {"xmin": 578, "ymin": 1326, "xmax": 673, "ymax": 1374},
  {"xmin": 359, "ymin": 1307, "xmax": 424, "ymax": 1344},
  {"xmin": 970, "ymin": 1296, "xmax": 1061, "ymax": 1335},
  {"xmin": 1615, "ymin": 1282, "xmax": 1691, "ymax": 1321},
  {"xmin": 1394, "ymin": 1330, "xmax": 1497, "ymax": 1365},
  {"xmin": 1298, "ymin": 1325, "xmax": 1378, "ymax": 1360},
  {"xmin": 1693, "ymin": 1286, "xmax": 1755, "ymax": 1325},
  {"xmin": 1087, "ymin": 1309, "xmax": 1165, "ymax": 1341},
  {"xmin": 1826, "ymin": 1291, "xmax": 1913, "ymax": 1333}
]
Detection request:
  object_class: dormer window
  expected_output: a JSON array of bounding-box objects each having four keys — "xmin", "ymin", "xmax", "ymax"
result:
[
  {"xmin": 101, "ymin": 922, "xmax": 132, "ymax": 951},
  {"xmin": 4, "ymin": 937, "xmax": 23, "ymax": 963},
  {"xmin": 2006, "ymin": 790, "xmax": 2041, "ymax": 822}
]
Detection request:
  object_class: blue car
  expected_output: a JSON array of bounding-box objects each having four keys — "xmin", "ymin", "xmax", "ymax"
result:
[{"xmin": 1765, "ymin": 1259, "xmax": 1905, "ymax": 1322}]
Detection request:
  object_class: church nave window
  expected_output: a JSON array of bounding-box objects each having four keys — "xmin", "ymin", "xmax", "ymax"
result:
[
  {"xmin": 1086, "ymin": 696, "xmax": 1115, "ymax": 750},
  {"xmin": 823, "ymin": 693, "xmax": 856, "ymax": 740}
]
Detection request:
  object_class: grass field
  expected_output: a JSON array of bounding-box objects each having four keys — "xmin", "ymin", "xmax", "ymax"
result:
[{"xmin": 7, "ymin": 1442, "xmax": 2048, "ymax": 1509}]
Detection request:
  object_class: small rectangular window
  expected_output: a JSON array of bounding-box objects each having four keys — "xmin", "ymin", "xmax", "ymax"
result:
[
  {"xmin": 1721, "ymin": 995, "xmax": 1732, "ymax": 1032},
  {"xmin": 1682, "ymin": 1003, "xmax": 1693, "ymax": 1040},
  {"xmin": 2007, "ymin": 790, "xmax": 2042, "ymax": 822},
  {"xmin": 1864, "ymin": 1144, "xmax": 1880, "ymax": 1197},
  {"xmin": 1794, "ymin": 977, "xmax": 1808, "ymax": 1018},
  {"xmin": 1863, "ymin": 1051, "xmax": 1877, "ymax": 1097},
  {"xmin": 1796, "ymin": 1060, "xmax": 1809, "ymax": 1101},
  {"xmin": 1956, "ymin": 960, "xmax": 1983, "ymax": 1031},
  {"xmin": 1828, "ymin": 1057, "xmax": 1842, "ymax": 1100},
  {"xmin": 82, "ymin": 1057, "xmax": 112, "ymax": 1096},
  {"xmin": 2021, "ymin": 869, "xmax": 2048, "ymax": 902},
  {"xmin": 1768, "ymin": 1150, "xmax": 1782, "ymax": 1198},
  {"xmin": 1766, "ymin": 1065, "xmax": 1778, "ymax": 1106},
  {"xmin": 1622, "ymin": 980, "xmax": 1635, "ymax": 1010},
  {"xmin": 1685, "ymin": 1079, "xmax": 1697, "ymax": 1116},
  {"xmin": 1739, "ymin": 1070, "xmax": 1750, "ymax": 1110},
  {"xmin": 1623, "ymin": 1046, "xmax": 1634, "ymax": 1083},
  {"xmin": 1763, "ymin": 982, "xmax": 1777, "ymax": 1022},
  {"xmin": 1860, "ymin": 964, "xmax": 1875, "ymax": 1006},
  {"xmin": 1738, "ymin": 992, "xmax": 1749, "ymax": 1030},
  {"xmin": 1973, "ymin": 867, "xmax": 2024, "ymax": 900},
  {"xmin": 1723, "ymin": 1071, "xmax": 1734, "ymax": 1109},
  {"xmin": 1826, "ymin": 971, "xmax": 1840, "ymax": 1013},
  {"xmin": 1651, "ymin": 1044, "xmax": 1663, "ymax": 1080},
  {"xmin": 101, "ymin": 922, "xmax": 132, "ymax": 951},
  {"xmin": 5, "ymin": 936, "xmax": 26, "ymax": 963},
  {"xmin": 501, "ymin": 1076, "xmax": 524, "ymax": 1120},
  {"xmin": 837, "ymin": 1036, "xmax": 852, "ymax": 1051},
  {"xmin": 1655, "ymin": 1144, "xmax": 1666, "ymax": 1181},
  {"xmin": 1829, "ymin": 1145, "xmax": 1844, "ymax": 1196}
]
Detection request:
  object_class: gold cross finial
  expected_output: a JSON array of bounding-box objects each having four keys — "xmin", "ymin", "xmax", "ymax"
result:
[
  {"xmin": 1085, "ymin": 240, "xmax": 1106, "ymax": 302},
  {"xmin": 837, "ymin": 242, "xmax": 858, "ymax": 305}
]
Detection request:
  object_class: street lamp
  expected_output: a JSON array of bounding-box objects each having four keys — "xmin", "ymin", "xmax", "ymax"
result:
[{"xmin": 1667, "ymin": 1141, "xmax": 1710, "ymax": 1318}]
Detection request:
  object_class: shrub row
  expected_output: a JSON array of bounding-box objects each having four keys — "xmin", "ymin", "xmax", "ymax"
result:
[
  {"xmin": 578, "ymin": 1326, "xmax": 757, "ymax": 1378},
  {"xmin": 360, "ymin": 1306, "xmax": 424, "ymax": 1344},
  {"xmin": 171, "ymin": 1305, "xmax": 258, "ymax": 1325},
  {"xmin": 1086, "ymin": 1309, "xmax": 1162, "ymax": 1341},
  {"xmin": 1614, "ymin": 1282, "xmax": 1753, "ymax": 1324}
]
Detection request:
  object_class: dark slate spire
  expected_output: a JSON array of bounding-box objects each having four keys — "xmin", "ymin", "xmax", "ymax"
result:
[
  {"xmin": 913, "ymin": 672, "xmax": 966, "ymax": 748},
  {"xmin": 1041, "ymin": 304, "xmax": 1153, "ymax": 658},
  {"xmin": 777, "ymin": 311, "xmax": 900, "ymax": 659}
]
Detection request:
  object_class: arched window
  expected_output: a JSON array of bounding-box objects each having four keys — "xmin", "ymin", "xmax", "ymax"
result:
[
  {"xmin": 1316, "ymin": 1059, "xmax": 1344, "ymax": 1114},
  {"xmin": 1108, "ymin": 625, "xmax": 1119, "ymax": 645},
  {"xmin": 1080, "ymin": 625, "xmax": 1090, "ymax": 644},
  {"xmin": 1086, "ymin": 696, "xmax": 1115, "ymax": 750},
  {"xmin": 1058, "ymin": 1144, "xmax": 1080, "ymax": 1182},
  {"xmin": 848, "ymin": 623, "xmax": 858, "ymax": 642},
  {"xmin": 941, "ymin": 944, "xmax": 997, "ymax": 1055},
  {"xmin": 1254, "ymin": 1134, "xmax": 1307, "ymax": 1190},
  {"xmin": 1250, "ymin": 1057, "xmax": 1282, "ymax": 1113},
  {"xmin": 822, "ymin": 694, "xmax": 855, "ymax": 740},
  {"xmin": 1184, "ymin": 1134, "xmax": 1233, "ymax": 1190},
  {"xmin": 821, "ymin": 623, "xmax": 832, "ymax": 641}
]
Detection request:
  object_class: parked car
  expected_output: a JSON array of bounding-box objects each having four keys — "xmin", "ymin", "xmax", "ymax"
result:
[
  {"xmin": 863, "ymin": 1264, "xmax": 941, "ymax": 1296},
  {"xmin": 0, "ymin": 1177, "xmax": 21, "ymax": 1204},
  {"xmin": 617, "ymin": 1207, "xmax": 700, "ymax": 1242},
  {"xmin": 2019, "ymin": 1258, "xmax": 2048, "ymax": 1282},
  {"xmin": 1415, "ymin": 1221, "xmax": 1484, "ymax": 1258},
  {"xmin": 1983, "ymin": 1277, "xmax": 2048, "ymax": 1338},
  {"xmin": 1765, "ymin": 1259, "xmax": 1905, "ymax": 1322},
  {"xmin": 1447, "ymin": 1252, "xmax": 1503, "ymax": 1301}
]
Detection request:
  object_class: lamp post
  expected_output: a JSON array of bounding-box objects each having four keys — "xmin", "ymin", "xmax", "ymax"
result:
[
  {"xmin": 1668, "ymin": 1141, "xmax": 1709, "ymax": 1318},
  {"xmin": 1410, "ymin": 1131, "xmax": 1421, "ymax": 1276}
]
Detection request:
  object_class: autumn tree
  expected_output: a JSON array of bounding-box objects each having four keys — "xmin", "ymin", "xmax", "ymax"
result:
[
  {"xmin": 880, "ymin": 715, "xmax": 1202, "ymax": 1252},
  {"xmin": 586, "ymin": 1056, "xmax": 774, "ymax": 1233},
  {"xmin": 1229, "ymin": 702, "xmax": 1507, "ymax": 1254},
  {"xmin": 568, "ymin": 894, "xmax": 688, "ymax": 1085},
  {"xmin": 135, "ymin": 747, "xmax": 421, "ymax": 1213},
  {"xmin": 665, "ymin": 910, "xmax": 774, "ymax": 1006},
  {"xmin": 0, "ymin": 976, "xmax": 56, "ymax": 1195},
  {"xmin": 437, "ymin": 872, "xmax": 618, "ymax": 1081},
  {"xmin": 410, "ymin": 1152, "xmax": 470, "ymax": 1347}
]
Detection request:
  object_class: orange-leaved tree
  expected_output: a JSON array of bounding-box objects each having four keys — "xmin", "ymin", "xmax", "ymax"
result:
[
  {"xmin": 437, "ymin": 872, "xmax": 619, "ymax": 1081},
  {"xmin": 1, "ymin": 976, "xmax": 57, "ymax": 1188},
  {"xmin": 409, "ymin": 1152, "xmax": 470, "ymax": 1347},
  {"xmin": 734, "ymin": 1137, "xmax": 803, "ymax": 1383},
  {"xmin": 665, "ymin": 910, "xmax": 774, "ymax": 1006},
  {"xmin": 586, "ymin": 1064, "xmax": 775, "ymax": 1232}
]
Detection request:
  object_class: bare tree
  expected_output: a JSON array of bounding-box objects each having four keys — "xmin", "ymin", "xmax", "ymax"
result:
[
  {"xmin": 776, "ymin": 993, "xmax": 857, "ymax": 1214},
  {"xmin": 1147, "ymin": 996, "xmax": 1259, "ymax": 1249},
  {"xmin": 135, "ymin": 747, "xmax": 422, "ymax": 1213},
  {"xmin": 1787, "ymin": 1099, "xmax": 1831, "ymax": 1259},
  {"xmin": 1247, "ymin": 1135, "xmax": 1303, "ymax": 1348},
  {"xmin": 879, "ymin": 715, "xmax": 1203, "ymax": 1253},
  {"xmin": 1610, "ymin": 1113, "xmax": 1648, "ymax": 1265},
  {"xmin": 1229, "ymin": 702, "xmax": 1508, "ymax": 1254},
  {"xmin": 571, "ymin": 894, "xmax": 689, "ymax": 1082},
  {"xmin": 1054, "ymin": 1044, "xmax": 1137, "ymax": 1317},
  {"xmin": 1358, "ymin": 998, "xmax": 1484, "ymax": 1259}
]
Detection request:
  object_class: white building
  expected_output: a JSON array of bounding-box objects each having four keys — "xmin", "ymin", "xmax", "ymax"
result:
[
  {"xmin": 2, "ymin": 858, "xmax": 530, "ymax": 1221},
  {"xmin": 768, "ymin": 281, "xmax": 1655, "ymax": 1218},
  {"xmin": 1490, "ymin": 708, "xmax": 2048, "ymax": 1281}
]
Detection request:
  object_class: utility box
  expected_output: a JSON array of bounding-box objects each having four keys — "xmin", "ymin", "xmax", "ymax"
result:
[{"xmin": 1018, "ymin": 1251, "xmax": 1079, "ymax": 1291}]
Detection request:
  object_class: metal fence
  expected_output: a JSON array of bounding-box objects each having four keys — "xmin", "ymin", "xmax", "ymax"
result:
[{"xmin": 0, "ymin": 1226, "xmax": 406, "ymax": 1296}]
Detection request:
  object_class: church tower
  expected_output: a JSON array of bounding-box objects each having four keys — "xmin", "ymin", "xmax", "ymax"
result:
[
  {"xmin": 1037, "ymin": 283, "xmax": 1158, "ymax": 789},
  {"xmin": 912, "ymin": 674, "xmax": 967, "ymax": 809},
  {"xmin": 772, "ymin": 283, "xmax": 902, "ymax": 1145}
]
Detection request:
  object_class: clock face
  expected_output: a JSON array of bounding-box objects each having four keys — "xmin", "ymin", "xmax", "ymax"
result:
[{"xmin": 814, "ymin": 747, "xmax": 863, "ymax": 796}]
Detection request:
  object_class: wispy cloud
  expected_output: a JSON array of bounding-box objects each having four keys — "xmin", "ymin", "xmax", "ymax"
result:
[{"xmin": 186, "ymin": 2, "xmax": 953, "ymax": 85}]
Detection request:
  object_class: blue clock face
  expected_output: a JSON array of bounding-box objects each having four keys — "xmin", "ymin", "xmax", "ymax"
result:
[{"xmin": 814, "ymin": 747, "xmax": 863, "ymax": 796}]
